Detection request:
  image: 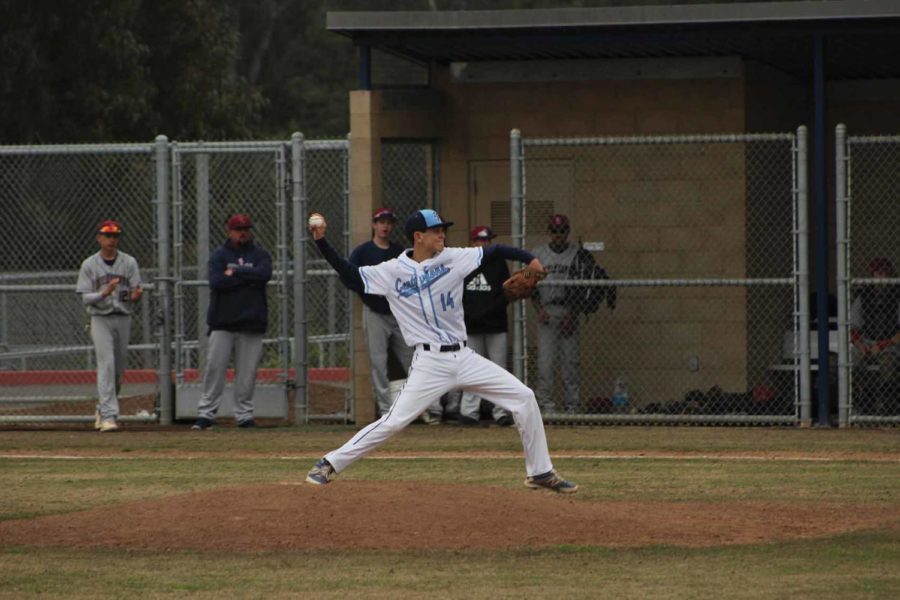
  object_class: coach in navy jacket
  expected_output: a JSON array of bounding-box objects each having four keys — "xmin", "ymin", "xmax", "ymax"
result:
[
  {"xmin": 193, "ymin": 214, "xmax": 273, "ymax": 430},
  {"xmin": 207, "ymin": 232, "xmax": 272, "ymax": 334}
]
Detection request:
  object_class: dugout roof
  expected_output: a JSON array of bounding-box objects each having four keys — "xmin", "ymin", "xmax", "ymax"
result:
[{"xmin": 327, "ymin": 0, "xmax": 900, "ymax": 82}]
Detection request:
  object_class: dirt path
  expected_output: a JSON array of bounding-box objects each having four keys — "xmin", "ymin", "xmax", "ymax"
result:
[{"xmin": 2, "ymin": 481, "xmax": 898, "ymax": 552}]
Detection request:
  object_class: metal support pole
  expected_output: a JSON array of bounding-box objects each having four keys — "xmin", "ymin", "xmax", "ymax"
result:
[
  {"xmin": 345, "ymin": 133, "xmax": 355, "ymax": 424},
  {"xmin": 277, "ymin": 146, "xmax": 290, "ymax": 415},
  {"xmin": 797, "ymin": 126, "xmax": 811, "ymax": 425},
  {"xmin": 154, "ymin": 135, "xmax": 173, "ymax": 425},
  {"xmin": 196, "ymin": 152, "xmax": 210, "ymax": 373},
  {"xmin": 813, "ymin": 33, "xmax": 831, "ymax": 426},
  {"xmin": 359, "ymin": 45, "xmax": 371, "ymax": 90},
  {"xmin": 835, "ymin": 124, "xmax": 850, "ymax": 427},
  {"xmin": 510, "ymin": 129, "xmax": 525, "ymax": 382},
  {"xmin": 291, "ymin": 132, "xmax": 308, "ymax": 424}
]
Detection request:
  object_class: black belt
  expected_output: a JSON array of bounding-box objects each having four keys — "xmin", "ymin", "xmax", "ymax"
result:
[{"xmin": 422, "ymin": 341, "xmax": 466, "ymax": 352}]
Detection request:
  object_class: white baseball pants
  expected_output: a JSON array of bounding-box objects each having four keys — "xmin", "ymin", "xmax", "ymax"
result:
[
  {"xmin": 90, "ymin": 314, "xmax": 131, "ymax": 420},
  {"xmin": 459, "ymin": 332, "xmax": 512, "ymax": 422},
  {"xmin": 325, "ymin": 345, "xmax": 553, "ymax": 477},
  {"xmin": 363, "ymin": 306, "xmax": 439, "ymax": 417}
]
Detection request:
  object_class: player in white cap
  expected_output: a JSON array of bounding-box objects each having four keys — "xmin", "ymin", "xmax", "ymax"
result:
[{"xmin": 304, "ymin": 209, "xmax": 578, "ymax": 493}]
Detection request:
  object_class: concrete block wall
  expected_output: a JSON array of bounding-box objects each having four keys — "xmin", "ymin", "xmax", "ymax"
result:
[{"xmin": 347, "ymin": 58, "xmax": 810, "ymax": 417}]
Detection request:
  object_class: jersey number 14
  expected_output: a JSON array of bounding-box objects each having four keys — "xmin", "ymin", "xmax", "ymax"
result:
[{"xmin": 440, "ymin": 291, "xmax": 455, "ymax": 311}]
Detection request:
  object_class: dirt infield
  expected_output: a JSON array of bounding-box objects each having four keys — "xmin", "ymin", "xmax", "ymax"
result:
[{"xmin": 2, "ymin": 481, "xmax": 898, "ymax": 552}]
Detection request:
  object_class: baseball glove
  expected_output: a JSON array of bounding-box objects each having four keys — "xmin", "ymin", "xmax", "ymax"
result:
[{"xmin": 502, "ymin": 267, "xmax": 547, "ymax": 301}]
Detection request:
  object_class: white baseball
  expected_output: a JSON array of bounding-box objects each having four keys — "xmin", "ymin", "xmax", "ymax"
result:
[{"xmin": 308, "ymin": 213, "xmax": 325, "ymax": 227}]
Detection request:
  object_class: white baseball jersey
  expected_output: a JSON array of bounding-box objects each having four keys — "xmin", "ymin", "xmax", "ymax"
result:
[
  {"xmin": 76, "ymin": 251, "xmax": 142, "ymax": 316},
  {"xmin": 359, "ymin": 246, "xmax": 484, "ymax": 347}
]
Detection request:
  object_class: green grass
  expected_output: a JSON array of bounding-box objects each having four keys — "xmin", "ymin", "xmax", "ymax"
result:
[
  {"xmin": 1, "ymin": 426, "xmax": 899, "ymax": 598},
  {"xmin": 2, "ymin": 530, "xmax": 899, "ymax": 599},
  {"xmin": 1, "ymin": 425, "xmax": 898, "ymax": 456}
]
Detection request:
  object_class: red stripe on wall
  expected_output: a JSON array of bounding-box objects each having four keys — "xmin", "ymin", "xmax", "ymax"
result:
[{"xmin": 0, "ymin": 368, "xmax": 349, "ymax": 386}]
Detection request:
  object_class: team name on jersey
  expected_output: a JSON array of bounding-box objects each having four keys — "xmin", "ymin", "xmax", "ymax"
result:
[
  {"xmin": 395, "ymin": 264, "xmax": 451, "ymax": 298},
  {"xmin": 545, "ymin": 264, "xmax": 571, "ymax": 275}
]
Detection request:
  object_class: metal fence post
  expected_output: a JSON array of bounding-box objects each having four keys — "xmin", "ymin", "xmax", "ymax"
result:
[
  {"xmin": 196, "ymin": 151, "xmax": 210, "ymax": 373},
  {"xmin": 155, "ymin": 135, "xmax": 173, "ymax": 425},
  {"xmin": 510, "ymin": 129, "xmax": 525, "ymax": 382},
  {"xmin": 291, "ymin": 132, "xmax": 308, "ymax": 424},
  {"xmin": 835, "ymin": 124, "xmax": 850, "ymax": 427},
  {"xmin": 797, "ymin": 126, "xmax": 811, "ymax": 425},
  {"xmin": 345, "ymin": 133, "xmax": 355, "ymax": 423}
]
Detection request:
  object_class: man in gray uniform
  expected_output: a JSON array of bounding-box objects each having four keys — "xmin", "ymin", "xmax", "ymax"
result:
[
  {"xmin": 530, "ymin": 214, "xmax": 582, "ymax": 414},
  {"xmin": 76, "ymin": 220, "xmax": 143, "ymax": 432},
  {"xmin": 192, "ymin": 214, "xmax": 272, "ymax": 430}
]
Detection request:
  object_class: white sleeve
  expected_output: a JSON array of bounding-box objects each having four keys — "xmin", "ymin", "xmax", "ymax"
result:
[
  {"xmin": 75, "ymin": 260, "xmax": 94, "ymax": 294},
  {"xmin": 358, "ymin": 260, "xmax": 396, "ymax": 296},
  {"xmin": 454, "ymin": 247, "xmax": 483, "ymax": 276}
]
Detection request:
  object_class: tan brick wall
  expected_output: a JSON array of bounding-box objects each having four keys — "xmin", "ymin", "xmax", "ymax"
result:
[{"xmin": 350, "ymin": 64, "xmax": 765, "ymax": 416}]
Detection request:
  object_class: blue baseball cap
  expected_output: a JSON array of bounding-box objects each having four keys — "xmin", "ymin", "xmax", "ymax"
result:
[{"xmin": 404, "ymin": 209, "xmax": 454, "ymax": 239}]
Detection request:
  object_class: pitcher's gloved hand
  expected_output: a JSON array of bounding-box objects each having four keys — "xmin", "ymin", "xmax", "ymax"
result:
[{"xmin": 502, "ymin": 268, "xmax": 547, "ymax": 301}]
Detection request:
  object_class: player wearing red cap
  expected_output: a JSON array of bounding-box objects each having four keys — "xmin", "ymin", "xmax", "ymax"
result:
[
  {"xmin": 530, "ymin": 214, "xmax": 583, "ymax": 414},
  {"xmin": 850, "ymin": 257, "xmax": 900, "ymax": 414},
  {"xmin": 192, "ymin": 214, "xmax": 272, "ymax": 430},
  {"xmin": 76, "ymin": 220, "xmax": 143, "ymax": 432}
]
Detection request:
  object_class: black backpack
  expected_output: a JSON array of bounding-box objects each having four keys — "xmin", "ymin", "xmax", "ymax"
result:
[{"xmin": 566, "ymin": 243, "xmax": 616, "ymax": 314}]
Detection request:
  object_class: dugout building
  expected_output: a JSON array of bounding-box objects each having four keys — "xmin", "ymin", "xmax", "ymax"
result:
[{"xmin": 327, "ymin": 1, "xmax": 900, "ymax": 425}]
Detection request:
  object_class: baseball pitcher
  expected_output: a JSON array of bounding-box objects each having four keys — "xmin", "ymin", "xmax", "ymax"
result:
[{"xmin": 304, "ymin": 209, "xmax": 578, "ymax": 494}]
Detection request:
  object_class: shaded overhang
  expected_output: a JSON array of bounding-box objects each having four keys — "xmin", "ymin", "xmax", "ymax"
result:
[{"xmin": 327, "ymin": 0, "xmax": 900, "ymax": 81}]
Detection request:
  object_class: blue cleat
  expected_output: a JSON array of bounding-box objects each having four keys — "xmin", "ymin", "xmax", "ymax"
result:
[
  {"xmin": 525, "ymin": 470, "xmax": 578, "ymax": 494},
  {"xmin": 305, "ymin": 458, "xmax": 336, "ymax": 485}
]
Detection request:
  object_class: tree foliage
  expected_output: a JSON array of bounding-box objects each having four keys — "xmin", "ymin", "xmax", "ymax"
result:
[
  {"xmin": 0, "ymin": 0, "xmax": 768, "ymax": 143},
  {"xmin": 0, "ymin": 0, "xmax": 263, "ymax": 142}
]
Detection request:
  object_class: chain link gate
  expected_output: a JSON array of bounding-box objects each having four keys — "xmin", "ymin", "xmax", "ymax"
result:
[
  {"xmin": 295, "ymin": 136, "xmax": 353, "ymax": 422},
  {"xmin": 512, "ymin": 128, "xmax": 809, "ymax": 424},
  {"xmin": 0, "ymin": 142, "xmax": 165, "ymax": 425},
  {"xmin": 172, "ymin": 142, "xmax": 291, "ymax": 422},
  {"xmin": 382, "ymin": 141, "xmax": 439, "ymax": 240},
  {"xmin": 836, "ymin": 125, "xmax": 900, "ymax": 426}
]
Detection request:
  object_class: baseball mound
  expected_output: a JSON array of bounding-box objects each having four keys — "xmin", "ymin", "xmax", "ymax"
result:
[{"xmin": 2, "ymin": 482, "xmax": 898, "ymax": 552}]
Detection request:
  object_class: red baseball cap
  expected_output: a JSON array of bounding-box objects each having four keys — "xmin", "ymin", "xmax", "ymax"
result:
[
  {"xmin": 227, "ymin": 214, "xmax": 253, "ymax": 229},
  {"xmin": 548, "ymin": 214, "xmax": 570, "ymax": 232},
  {"xmin": 470, "ymin": 225, "xmax": 496, "ymax": 241},
  {"xmin": 372, "ymin": 207, "xmax": 396, "ymax": 222},
  {"xmin": 97, "ymin": 220, "xmax": 122, "ymax": 234},
  {"xmin": 868, "ymin": 257, "xmax": 895, "ymax": 276}
]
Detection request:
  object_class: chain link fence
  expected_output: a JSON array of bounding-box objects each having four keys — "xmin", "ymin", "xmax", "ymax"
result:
[
  {"xmin": 172, "ymin": 142, "xmax": 292, "ymax": 423},
  {"xmin": 513, "ymin": 129, "xmax": 809, "ymax": 424},
  {"xmin": 0, "ymin": 135, "xmax": 353, "ymax": 427},
  {"xmin": 837, "ymin": 126, "xmax": 900, "ymax": 426},
  {"xmin": 298, "ymin": 138, "xmax": 353, "ymax": 422},
  {"xmin": 382, "ymin": 141, "xmax": 438, "ymax": 244},
  {"xmin": 0, "ymin": 144, "xmax": 163, "ymax": 424}
]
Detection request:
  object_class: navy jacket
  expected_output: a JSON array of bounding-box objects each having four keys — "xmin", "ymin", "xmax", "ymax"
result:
[
  {"xmin": 207, "ymin": 240, "xmax": 273, "ymax": 334},
  {"xmin": 348, "ymin": 240, "xmax": 405, "ymax": 315},
  {"xmin": 463, "ymin": 253, "xmax": 510, "ymax": 334}
]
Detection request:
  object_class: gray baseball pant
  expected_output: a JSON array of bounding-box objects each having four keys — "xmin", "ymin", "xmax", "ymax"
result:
[
  {"xmin": 460, "ymin": 332, "xmax": 512, "ymax": 421},
  {"xmin": 197, "ymin": 330, "xmax": 264, "ymax": 423},
  {"xmin": 536, "ymin": 306, "xmax": 580, "ymax": 412},
  {"xmin": 90, "ymin": 314, "xmax": 131, "ymax": 420},
  {"xmin": 363, "ymin": 306, "xmax": 441, "ymax": 416}
]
